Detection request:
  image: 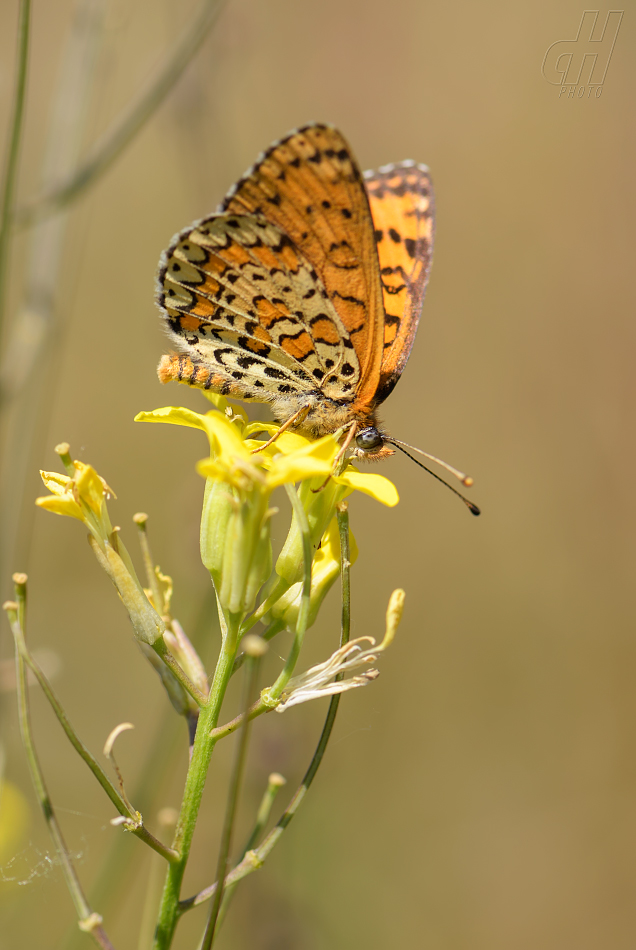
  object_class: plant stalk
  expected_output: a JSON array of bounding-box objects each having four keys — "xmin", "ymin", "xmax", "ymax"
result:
[
  {"xmin": 152, "ymin": 617, "xmax": 240, "ymax": 950},
  {"xmin": 178, "ymin": 504, "xmax": 352, "ymax": 913}
]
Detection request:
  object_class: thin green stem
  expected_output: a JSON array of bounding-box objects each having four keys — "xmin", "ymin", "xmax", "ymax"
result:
[
  {"xmin": 4, "ymin": 596, "xmax": 116, "ymax": 949},
  {"xmin": 0, "ymin": 0, "xmax": 31, "ymax": 346},
  {"xmin": 180, "ymin": 506, "xmax": 352, "ymax": 912},
  {"xmin": 212, "ymin": 773, "xmax": 285, "ymax": 926},
  {"xmin": 337, "ymin": 503, "xmax": 351, "ymax": 648},
  {"xmin": 11, "ymin": 624, "xmax": 124, "ymax": 813},
  {"xmin": 152, "ymin": 619, "xmax": 240, "ymax": 950},
  {"xmin": 201, "ymin": 648, "xmax": 262, "ymax": 948},
  {"xmin": 208, "ymin": 696, "xmax": 270, "ymax": 742},
  {"xmin": 152, "ymin": 638, "xmax": 207, "ymax": 707},
  {"xmin": 16, "ymin": 0, "xmax": 225, "ymax": 227}
]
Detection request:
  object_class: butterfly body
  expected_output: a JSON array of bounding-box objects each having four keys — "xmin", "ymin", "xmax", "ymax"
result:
[{"xmin": 157, "ymin": 124, "xmax": 434, "ymax": 460}]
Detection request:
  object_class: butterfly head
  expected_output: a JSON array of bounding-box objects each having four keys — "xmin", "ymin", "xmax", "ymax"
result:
[{"xmin": 353, "ymin": 426, "xmax": 395, "ymax": 461}]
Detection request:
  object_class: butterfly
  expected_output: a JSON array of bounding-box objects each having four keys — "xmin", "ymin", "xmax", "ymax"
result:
[{"xmin": 156, "ymin": 123, "xmax": 435, "ymax": 464}]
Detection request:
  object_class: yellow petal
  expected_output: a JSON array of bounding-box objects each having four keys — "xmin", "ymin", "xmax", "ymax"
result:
[
  {"xmin": 198, "ymin": 391, "xmax": 249, "ymax": 422},
  {"xmin": 265, "ymin": 455, "xmax": 333, "ymax": 488},
  {"xmin": 334, "ymin": 470, "xmax": 400, "ymax": 507},
  {"xmin": 135, "ymin": 406, "xmax": 211, "ymax": 433},
  {"xmin": 136, "ymin": 406, "xmax": 249, "ymax": 460},
  {"xmin": 244, "ymin": 425, "xmax": 314, "ymax": 456},
  {"xmin": 73, "ymin": 462, "xmax": 105, "ymax": 515},
  {"xmin": 196, "ymin": 455, "xmax": 266, "ymax": 490},
  {"xmin": 35, "ymin": 495, "xmax": 84, "ymax": 520},
  {"xmin": 200, "ymin": 411, "xmax": 250, "ymax": 459},
  {"xmin": 264, "ymin": 434, "xmax": 339, "ymax": 487},
  {"xmin": 40, "ymin": 470, "xmax": 71, "ymax": 496},
  {"xmin": 199, "ymin": 391, "xmax": 229, "ymax": 412}
]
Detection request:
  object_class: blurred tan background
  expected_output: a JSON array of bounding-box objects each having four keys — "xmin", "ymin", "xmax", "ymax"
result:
[{"xmin": 1, "ymin": 1, "xmax": 635, "ymax": 947}]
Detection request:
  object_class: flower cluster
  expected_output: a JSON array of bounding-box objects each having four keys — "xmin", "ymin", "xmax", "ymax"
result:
[{"xmin": 35, "ymin": 394, "xmax": 403, "ymax": 714}]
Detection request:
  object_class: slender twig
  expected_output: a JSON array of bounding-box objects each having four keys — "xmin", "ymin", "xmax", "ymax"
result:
[
  {"xmin": 16, "ymin": 0, "xmax": 225, "ymax": 228},
  {"xmin": 201, "ymin": 639, "xmax": 265, "ymax": 948},
  {"xmin": 4, "ymin": 583, "xmax": 116, "ymax": 950},
  {"xmin": 208, "ymin": 697, "xmax": 269, "ymax": 742},
  {"xmin": 181, "ymin": 505, "xmax": 352, "ymax": 912},
  {"xmin": 0, "ymin": 0, "xmax": 31, "ymax": 346}
]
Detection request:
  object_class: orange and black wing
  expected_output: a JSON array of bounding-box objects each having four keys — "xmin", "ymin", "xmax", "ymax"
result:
[
  {"xmin": 220, "ymin": 123, "xmax": 386, "ymax": 413},
  {"xmin": 364, "ymin": 162, "xmax": 435, "ymax": 404}
]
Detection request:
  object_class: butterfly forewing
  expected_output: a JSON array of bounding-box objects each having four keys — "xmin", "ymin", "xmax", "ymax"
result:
[
  {"xmin": 220, "ymin": 124, "xmax": 386, "ymax": 409},
  {"xmin": 363, "ymin": 162, "xmax": 435, "ymax": 404}
]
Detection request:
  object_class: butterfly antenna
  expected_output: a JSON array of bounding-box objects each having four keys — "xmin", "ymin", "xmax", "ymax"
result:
[
  {"xmin": 387, "ymin": 438, "xmax": 474, "ymax": 486},
  {"xmin": 385, "ymin": 440, "xmax": 481, "ymax": 516}
]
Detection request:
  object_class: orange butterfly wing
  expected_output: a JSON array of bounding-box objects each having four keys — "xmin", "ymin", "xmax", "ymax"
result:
[
  {"xmin": 220, "ymin": 124, "xmax": 386, "ymax": 414},
  {"xmin": 363, "ymin": 162, "xmax": 435, "ymax": 404}
]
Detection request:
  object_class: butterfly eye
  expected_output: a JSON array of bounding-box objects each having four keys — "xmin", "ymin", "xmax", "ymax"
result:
[{"xmin": 355, "ymin": 427, "xmax": 383, "ymax": 451}]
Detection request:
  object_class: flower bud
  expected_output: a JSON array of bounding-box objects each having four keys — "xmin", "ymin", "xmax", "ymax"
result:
[
  {"xmin": 269, "ymin": 518, "xmax": 357, "ymax": 633},
  {"xmin": 88, "ymin": 536, "xmax": 165, "ymax": 644},
  {"xmin": 201, "ymin": 479, "xmax": 273, "ymax": 620},
  {"xmin": 275, "ymin": 478, "xmax": 349, "ymax": 586},
  {"xmin": 199, "ymin": 478, "xmax": 234, "ymax": 586}
]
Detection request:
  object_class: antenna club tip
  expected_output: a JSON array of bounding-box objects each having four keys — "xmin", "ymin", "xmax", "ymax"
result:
[
  {"xmin": 468, "ymin": 503, "xmax": 481, "ymax": 516},
  {"xmin": 462, "ymin": 476, "xmax": 474, "ymax": 487}
]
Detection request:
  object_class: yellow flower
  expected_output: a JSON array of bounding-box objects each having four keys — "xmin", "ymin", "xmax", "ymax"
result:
[
  {"xmin": 36, "ymin": 461, "xmax": 114, "ymax": 539},
  {"xmin": 136, "ymin": 404, "xmax": 400, "ymax": 623},
  {"xmin": 243, "ymin": 422, "xmax": 399, "ymax": 506},
  {"xmin": 135, "ymin": 406, "xmax": 340, "ymax": 491},
  {"xmin": 36, "ymin": 450, "xmax": 164, "ymax": 646}
]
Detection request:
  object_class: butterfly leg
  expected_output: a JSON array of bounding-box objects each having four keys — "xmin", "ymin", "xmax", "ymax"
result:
[
  {"xmin": 311, "ymin": 422, "xmax": 357, "ymax": 493},
  {"xmin": 250, "ymin": 404, "xmax": 311, "ymax": 454}
]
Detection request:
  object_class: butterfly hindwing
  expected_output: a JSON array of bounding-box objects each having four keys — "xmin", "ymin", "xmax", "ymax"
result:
[
  {"xmin": 158, "ymin": 212, "xmax": 360, "ymax": 403},
  {"xmin": 363, "ymin": 162, "xmax": 435, "ymax": 403},
  {"xmin": 220, "ymin": 124, "xmax": 386, "ymax": 411}
]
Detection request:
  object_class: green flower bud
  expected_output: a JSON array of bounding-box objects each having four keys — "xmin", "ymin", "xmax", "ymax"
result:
[
  {"xmin": 201, "ymin": 479, "xmax": 273, "ymax": 620},
  {"xmin": 200, "ymin": 478, "xmax": 234, "ymax": 586},
  {"xmin": 270, "ymin": 518, "xmax": 357, "ymax": 632},
  {"xmin": 275, "ymin": 478, "xmax": 349, "ymax": 586}
]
